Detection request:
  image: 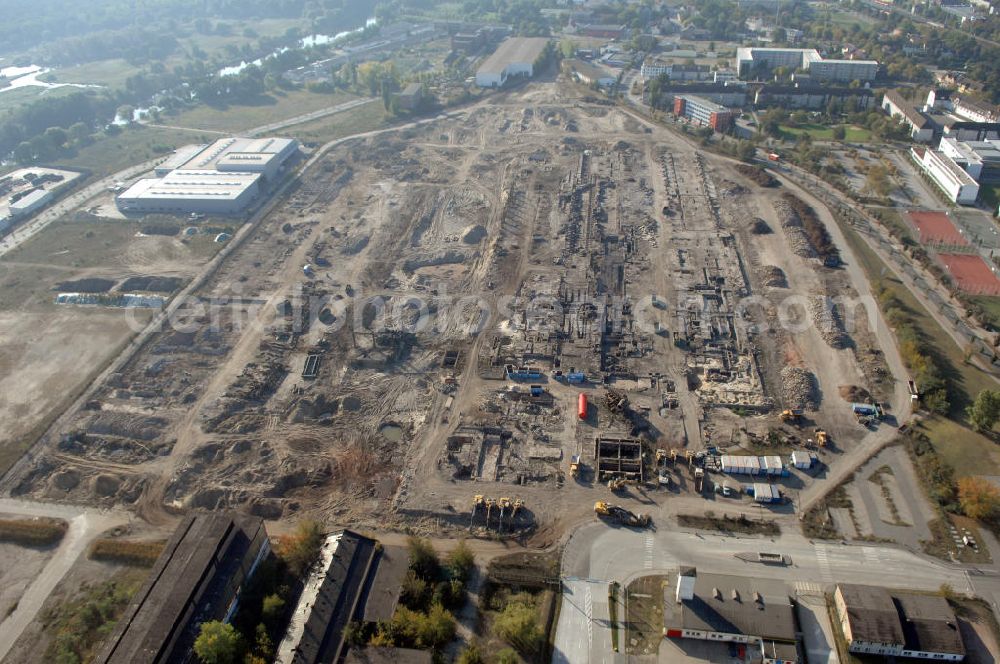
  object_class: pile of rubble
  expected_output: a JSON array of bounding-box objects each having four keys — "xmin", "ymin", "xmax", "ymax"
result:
[
  {"xmin": 780, "ymin": 366, "xmax": 819, "ymax": 410},
  {"xmin": 774, "ymin": 197, "xmax": 815, "ymax": 258},
  {"xmin": 808, "ymin": 296, "xmax": 850, "ymax": 349},
  {"xmin": 759, "ymin": 265, "xmax": 787, "ymax": 288}
]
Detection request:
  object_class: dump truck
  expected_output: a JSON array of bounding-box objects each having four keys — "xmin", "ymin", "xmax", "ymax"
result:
[
  {"xmin": 694, "ymin": 467, "xmax": 705, "ymax": 493},
  {"xmin": 594, "ymin": 501, "xmax": 651, "ymax": 528},
  {"xmin": 570, "ymin": 454, "xmax": 581, "ymax": 478}
]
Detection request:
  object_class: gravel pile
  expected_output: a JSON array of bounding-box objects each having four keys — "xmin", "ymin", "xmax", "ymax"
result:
[
  {"xmin": 759, "ymin": 265, "xmax": 787, "ymax": 288},
  {"xmin": 809, "ymin": 297, "xmax": 849, "ymax": 349},
  {"xmin": 781, "ymin": 366, "xmax": 819, "ymax": 410},
  {"xmin": 774, "ymin": 198, "xmax": 815, "ymax": 258}
]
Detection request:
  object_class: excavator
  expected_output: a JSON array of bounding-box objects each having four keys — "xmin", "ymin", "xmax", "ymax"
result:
[
  {"xmin": 608, "ymin": 476, "xmax": 627, "ymax": 492},
  {"xmin": 594, "ymin": 501, "xmax": 651, "ymax": 528},
  {"xmin": 814, "ymin": 428, "xmax": 828, "ymax": 447},
  {"xmin": 779, "ymin": 409, "xmax": 803, "ymax": 424}
]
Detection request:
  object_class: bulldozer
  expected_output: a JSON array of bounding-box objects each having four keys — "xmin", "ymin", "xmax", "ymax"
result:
[
  {"xmin": 570, "ymin": 455, "xmax": 581, "ymax": 478},
  {"xmin": 814, "ymin": 428, "xmax": 828, "ymax": 447},
  {"xmin": 594, "ymin": 501, "xmax": 651, "ymax": 528},
  {"xmin": 512, "ymin": 498, "xmax": 524, "ymax": 516}
]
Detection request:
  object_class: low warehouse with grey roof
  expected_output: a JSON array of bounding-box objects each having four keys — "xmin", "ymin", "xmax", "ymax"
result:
[{"xmin": 117, "ymin": 136, "xmax": 298, "ymax": 215}]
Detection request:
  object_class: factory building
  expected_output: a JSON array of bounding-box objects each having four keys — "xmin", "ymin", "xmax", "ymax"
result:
[
  {"xmin": 735, "ymin": 47, "xmax": 877, "ymax": 82},
  {"xmin": 673, "ymin": 95, "xmax": 736, "ymax": 132},
  {"xmin": 475, "ymin": 37, "xmax": 550, "ymax": 87},
  {"xmin": 275, "ymin": 531, "xmax": 408, "ymax": 664},
  {"xmin": 95, "ymin": 512, "xmax": 270, "ymax": 664},
  {"xmin": 666, "ymin": 569, "xmax": 801, "ymax": 664},
  {"xmin": 834, "ymin": 584, "xmax": 965, "ymax": 661},
  {"xmin": 117, "ymin": 137, "xmax": 299, "ymax": 216}
]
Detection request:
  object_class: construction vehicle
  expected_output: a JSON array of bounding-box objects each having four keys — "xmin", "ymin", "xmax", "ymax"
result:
[
  {"xmin": 594, "ymin": 501, "xmax": 652, "ymax": 528},
  {"xmin": 512, "ymin": 498, "xmax": 524, "ymax": 517},
  {"xmin": 471, "ymin": 495, "xmax": 485, "ymax": 527},
  {"xmin": 670, "ymin": 448, "xmax": 679, "ymax": 464},
  {"xmin": 814, "ymin": 428, "xmax": 828, "ymax": 447},
  {"xmin": 570, "ymin": 454, "xmax": 581, "ymax": 478},
  {"xmin": 779, "ymin": 409, "xmax": 803, "ymax": 424},
  {"xmin": 484, "ymin": 497, "xmax": 496, "ymax": 525},
  {"xmin": 498, "ymin": 497, "xmax": 512, "ymax": 531},
  {"xmin": 694, "ymin": 467, "xmax": 705, "ymax": 493},
  {"xmin": 656, "ymin": 449, "xmax": 667, "ymax": 465},
  {"xmin": 608, "ymin": 476, "xmax": 627, "ymax": 492},
  {"xmin": 685, "ymin": 449, "xmax": 696, "ymax": 467}
]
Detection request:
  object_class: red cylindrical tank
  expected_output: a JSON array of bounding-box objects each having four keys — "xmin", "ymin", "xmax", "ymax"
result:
[{"xmin": 578, "ymin": 393, "xmax": 588, "ymax": 420}]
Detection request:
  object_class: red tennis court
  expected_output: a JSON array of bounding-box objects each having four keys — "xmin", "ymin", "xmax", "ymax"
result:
[
  {"xmin": 938, "ymin": 253, "xmax": 1000, "ymax": 295},
  {"xmin": 907, "ymin": 211, "xmax": 969, "ymax": 247}
]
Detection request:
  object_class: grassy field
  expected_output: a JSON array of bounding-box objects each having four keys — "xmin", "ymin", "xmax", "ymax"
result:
[
  {"xmin": 164, "ymin": 88, "xmax": 359, "ymax": 133},
  {"xmin": 918, "ymin": 416, "xmax": 1000, "ymax": 477},
  {"xmin": 287, "ymin": 101, "xmax": 390, "ymax": 145},
  {"xmin": 45, "ymin": 59, "xmax": 137, "ymax": 88},
  {"xmin": 3, "ymin": 219, "xmax": 147, "ymax": 269},
  {"xmin": 53, "ymin": 125, "xmax": 210, "ymax": 178},
  {"xmin": 0, "ymin": 85, "xmax": 79, "ymax": 114},
  {"xmin": 780, "ymin": 124, "xmax": 871, "ymax": 142},
  {"xmin": 624, "ymin": 575, "xmax": 667, "ymax": 655}
]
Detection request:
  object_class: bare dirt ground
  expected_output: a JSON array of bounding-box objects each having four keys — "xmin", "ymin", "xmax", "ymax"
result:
[
  {"xmin": 0, "ymin": 222, "xmax": 217, "ymax": 475},
  {"xmin": 0, "ymin": 540, "xmax": 53, "ymax": 621},
  {"xmin": 1, "ymin": 81, "xmax": 908, "ymax": 550}
]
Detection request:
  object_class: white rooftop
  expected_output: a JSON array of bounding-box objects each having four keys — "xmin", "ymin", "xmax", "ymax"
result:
[
  {"xmin": 176, "ymin": 137, "xmax": 297, "ymax": 171},
  {"xmin": 119, "ymin": 170, "xmax": 260, "ymax": 201}
]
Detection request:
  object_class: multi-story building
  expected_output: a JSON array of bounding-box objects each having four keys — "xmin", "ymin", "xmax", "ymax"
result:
[
  {"xmin": 756, "ymin": 85, "xmax": 874, "ymax": 111},
  {"xmin": 735, "ymin": 47, "xmax": 877, "ymax": 82},
  {"xmin": 673, "ymin": 95, "xmax": 736, "ymax": 132},
  {"xmin": 939, "ymin": 137, "xmax": 1000, "ymax": 182},
  {"xmin": 913, "ymin": 146, "xmax": 981, "ymax": 205},
  {"xmin": 882, "ymin": 90, "xmax": 934, "ymax": 142}
]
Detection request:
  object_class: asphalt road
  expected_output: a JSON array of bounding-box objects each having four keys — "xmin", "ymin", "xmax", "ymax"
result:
[{"xmin": 554, "ymin": 522, "xmax": 1000, "ymax": 663}]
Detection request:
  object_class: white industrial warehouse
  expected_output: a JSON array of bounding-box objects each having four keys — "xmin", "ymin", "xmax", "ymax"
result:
[
  {"xmin": 475, "ymin": 37, "xmax": 550, "ymax": 88},
  {"xmin": 116, "ymin": 137, "xmax": 299, "ymax": 215}
]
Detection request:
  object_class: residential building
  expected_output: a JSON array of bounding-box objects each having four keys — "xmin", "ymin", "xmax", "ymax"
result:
[
  {"xmin": 882, "ymin": 90, "xmax": 934, "ymax": 142},
  {"xmin": 475, "ymin": 37, "xmax": 550, "ymax": 87},
  {"xmin": 577, "ymin": 24, "xmax": 626, "ymax": 39},
  {"xmin": 666, "ymin": 569, "xmax": 801, "ymax": 664},
  {"xmin": 649, "ymin": 83, "xmax": 747, "ymax": 109},
  {"xmin": 756, "ymin": 85, "xmax": 874, "ymax": 111},
  {"xmin": 673, "ymin": 95, "xmax": 736, "ymax": 132},
  {"xmin": 913, "ymin": 146, "xmax": 980, "ymax": 205},
  {"xmin": 735, "ymin": 47, "xmax": 877, "ymax": 82},
  {"xmin": 713, "ymin": 68, "xmax": 738, "ymax": 84},
  {"xmin": 806, "ymin": 58, "xmax": 878, "ymax": 83},
  {"xmin": 95, "ymin": 513, "xmax": 270, "ymax": 664},
  {"xmin": 116, "ymin": 137, "xmax": 299, "ymax": 215},
  {"xmin": 670, "ymin": 63, "xmax": 712, "ymax": 81},
  {"xmin": 640, "ymin": 57, "xmax": 671, "ymax": 80},
  {"xmin": 834, "ymin": 584, "xmax": 965, "ymax": 661},
  {"xmin": 942, "ymin": 121, "xmax": 1000, "ymax": 141},
  {"xmin": 955, "ymin": 97, "xmax": 1000, "ymax": 123}
]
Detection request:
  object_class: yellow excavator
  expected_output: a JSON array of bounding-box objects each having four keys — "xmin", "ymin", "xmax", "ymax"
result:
[
  {"xmin": 780, "ymin": 409, "xmax": 803, "ymax": 424},
  {"xmin": 814, "ymin": 428, "xmax": 828, "ymax": 447},
  {"xmin": 594, "ymin": 501, "xmax": 651, "ymax": 528}
]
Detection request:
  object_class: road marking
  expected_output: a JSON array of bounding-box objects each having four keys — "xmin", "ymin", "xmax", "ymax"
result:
[
  {"xmin": 815, "ymin": 545, "xmax": 834, "ymax": 583},
  {"xmin": 585, "ymin": 584, "xmax": 594, "ymax": 648},
  {"xmin": 645, "ymin": 533, "xmax": 654, "ymax": 569},
  {"xmin": 794, "ymin": 581, "xmax": 823, "ymax": 595}
]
